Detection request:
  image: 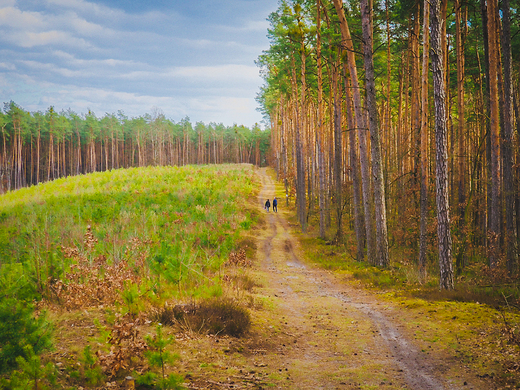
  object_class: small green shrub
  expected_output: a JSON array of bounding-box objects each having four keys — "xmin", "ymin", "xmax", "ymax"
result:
[
  {"xmin": 137, "ymin": 324, "xmax": 184, "ymax": 390},
  {"xmin": 4, "ymin": 345, "xmax": 57, "ymax": 390},
  {"xmin": 80, "ymin": 345, "xmax": 105, "ymax": 386},
  {"xmin": 0, "ymin": 298, "xmax": 53, "ymax": 374}
]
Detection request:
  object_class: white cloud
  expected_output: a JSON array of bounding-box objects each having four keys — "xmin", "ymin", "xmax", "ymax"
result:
[
  {"xmin": 0, "ymin": 6, "xmax": 46, "ymax": 30},
  {"xmin": 0, "ymin": 62, "xmax": 15, "ymax": 71},
  {"xmin": 0, "ymin": 5, "xmax": 100, "ymax": 49},
  {"xmin": 168, "ymin": 64, "xmax": 259, "ymax": 82},
  {"xmin": 45, "ymin": 0, "xmax": 120, "ymax": 19},
  {"xmin": 51, "ymin": 50, "xmax": 139, "ymax": 68}
]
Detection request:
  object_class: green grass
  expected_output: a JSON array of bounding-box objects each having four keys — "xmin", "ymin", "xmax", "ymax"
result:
[{"xmin": 0, "ymin": 164, "xmax": 258, "ymax": 302}]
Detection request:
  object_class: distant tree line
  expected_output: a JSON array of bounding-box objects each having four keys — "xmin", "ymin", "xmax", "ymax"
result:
[{"xmin": 0, "ymin": 102, "xmax": 270, "ymax": 193}]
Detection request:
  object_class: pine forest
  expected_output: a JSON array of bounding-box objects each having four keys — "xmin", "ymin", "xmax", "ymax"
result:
[
  {"xmin": 0, "ymin": 104, "xmax": 270, "ymax": 193},
  {"xmin": 256, "ymin": 0, "xmax": 520, "ymax": 289}
]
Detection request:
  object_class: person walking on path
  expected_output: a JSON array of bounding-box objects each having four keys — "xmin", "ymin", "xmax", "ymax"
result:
[
  {"xmin": 265, "ymin": 199, "xmax": 271, "ymax": 212},
  {"xmin": 273, "ymin": 197, "xmax": 278, "ymax": 212}
]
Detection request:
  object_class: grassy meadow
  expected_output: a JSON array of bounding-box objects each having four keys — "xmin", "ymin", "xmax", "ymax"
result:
[{"xmin": 0, "ymin": 164, "xmax": 259, "ymax": 388}]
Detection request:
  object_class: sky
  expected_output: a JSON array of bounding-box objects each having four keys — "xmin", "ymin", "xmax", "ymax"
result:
[{"xmin": 0, "ymin": 0, "xmax": 279, "ymax": 127}]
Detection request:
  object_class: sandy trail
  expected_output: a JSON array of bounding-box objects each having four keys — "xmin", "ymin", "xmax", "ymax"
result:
[
  {"xmin": 184, "ymin": 167, "xmax": 485, "ymax": 389},
  {"xmin": 253, "ymin": 167, "xmax": 464, "ymax": 389}
]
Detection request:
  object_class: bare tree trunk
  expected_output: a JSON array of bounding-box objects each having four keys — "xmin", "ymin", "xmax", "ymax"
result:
[
  {"xmin": 361, "ymin": 0, "xmax": 389, "ymax": 267},
  {"xmin": 333, "ymin": 60, "xmax": 343, "ymax": 242},
  {"xmin": 332, "ymin": 0, "xmax": 376, "ymax": 264},
  {"xmin": 455, "ymin": 0, "xmax": 467, "ymax": 275},
  {"xmin": 344, "ymin": 63, "xmax": 365, "ymax": 261},
  {"xmin": 486, "ymin": 0, "xmax": 501, "ymax": 267},
  {"xmin": 291, "ymin": 58, "xmax": 307, "ymax": 232},
  {"xmin": 500, "ymin": 0, "xmax": 518, "ymax": 272},
  {"xmin": 480, "ymin": 0, "xmax": 492, "ymax": 250},
  {"xmin": 419, "ymin": 0, "xmax": 430, "ymax": 278},
  {"xmin": 36, "ymin": 124, "xmax": 40, "ymax": 184},
  {"xmin": 316, "ymin": 0, "xmax": 326, "ymax": 239},
  {"xmin": 47, "ymin": 133, "xmax": 53, "ymax": 181},
  {"xmin": 431, "ymin": 0, "xmax": 454, "ymax": 289}
]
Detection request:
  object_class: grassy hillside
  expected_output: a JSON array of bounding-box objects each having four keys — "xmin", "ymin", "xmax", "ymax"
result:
[{"xmin": 0, "ymin": 164, "xmax": 259, "ymax": 388}]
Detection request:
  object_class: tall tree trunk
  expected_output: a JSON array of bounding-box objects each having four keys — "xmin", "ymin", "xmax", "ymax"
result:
[
  {"xmin": 487, "ymin": 0, "xmax": 501, "ymax": 267},
  {"xmin": 344, "ymin": 63, "xmax": 365, "ymax": 261},
  {"xmin": 361, "ymin": 0, "xmax": 389, "ymax": 267},
  {"xmin": 455, "ymin": 0, "xmax": 467, "ymax": 274},
  {"xmin": 514, "ymin": 94, "xmax": 520, "ymax": 257},
  {"xmin": 480, "ymin": 0, "xmax": 492, "ymax": 250},
  {"xmin": 291, "ymin": 59, "xmax": 307, "ymax": 232},
  {"xmin": 500, "ymin": 0, "xmax": 518, "ymax": 272},
  {"xmin": 411, "ymin": 7, "xmax": 421, "ymax": 182},
  {"xmin": 36, "ymin": 124, "xmax": 40, "ymax": 184},
  {"xmin": 431, "ymin": 0, "xmax": 454, "ymax": 289},
  {"xmin": 316, "ymin": 0, "xmax": 326, "ymax": 239},
  {"xmin": 332, "ymin": 0, "xmax": 376, "ymax": 264},
  {"xmin": 419, "ymin": 0, "xmax": 430, "ymax": 278},
  {"xmin": 333, "ymin": 60, "xmax": 343, "ymax": 242}
]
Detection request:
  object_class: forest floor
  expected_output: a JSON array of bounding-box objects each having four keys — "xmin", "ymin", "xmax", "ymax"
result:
[{"xmin": 176, "ymin": 168, "xmax": 495, "ymax": 390}]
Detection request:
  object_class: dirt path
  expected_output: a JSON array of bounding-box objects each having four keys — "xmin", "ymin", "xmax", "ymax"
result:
[
  {"xmin": 183, "ymin": 168, "xmax": 486, "ymax": 389},
  {"xmin": 249, "ymin": 168, "xmax": 471, "ymax": 389}
]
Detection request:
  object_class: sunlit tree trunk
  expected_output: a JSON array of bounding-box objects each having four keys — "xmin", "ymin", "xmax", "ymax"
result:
[
  {"xmin": 36, "ymin": 123, "xmax": 41, "ymax": 184},
  {"xmin": 291, "ymin": 56, "xmax": 307, "ymax": 232},
  {"xmin": 316, "ymin": 0, "xmax": 326, "ymax": 239},
  {"xmin": 344, "ymin": 63, "xmax": 365, "ymax": 261},
  {"xmin": 455, "ymin": 0, "xmax": 467, "ymax": 274},
  {"xmin": 411, "ymin": 7, "xmax": 421, "ymax": 182},
  {"xmin": 333, "ymin": 59, "xmax": 343, "ymax": 242},
  {"xmin": 500, "ymin": 0, "xmax": 518, "ymax": 272},
  {"xmin": 419, "ymin": 0, "xmax": 430, "ymax": 278},
  {"xmin": 333, "ymin": 0, "xmax": 376, "ymax": 264},
  {"xmin": 361, "ymin": 0, "xmax": 389, "ymax": 267},
  {"xmin": 76, "ymin": 129, "xmax": 81, "ymax": 175}
]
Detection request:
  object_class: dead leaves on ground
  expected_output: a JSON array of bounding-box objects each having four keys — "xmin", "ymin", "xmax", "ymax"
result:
[
  {"xmin": 96, "ymin": 314, "xmax": 148, "ymax": 378},
  {"xmin": 45, "ymin": 226, "xmax": 149, "ymax": 310}
]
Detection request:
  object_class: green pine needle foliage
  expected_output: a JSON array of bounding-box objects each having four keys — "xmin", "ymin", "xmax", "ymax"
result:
[
  {"xmin": 139, "ymin": 324, "xmax": 184, "ymax": 390},
  {"xmin": 4, "ymin": 345, "xmax": 57, "ymax": 390},
  {"xmin": 0, "ymin": 298, "xmax": 53, "ymax": 374}
]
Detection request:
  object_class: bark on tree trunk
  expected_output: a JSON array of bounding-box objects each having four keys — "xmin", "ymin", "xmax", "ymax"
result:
[
  {"xmin": 500, "ymin": 0, "xmax": 518, "ymax": 272},
  {"xmin": 332, "ymin": 0, "xmax": 376, "ymax": 264},
  {"xmin": 344, "ymin": 63, "xmax": 365, "ymax": 261},
  {"xmin": 317, "ymin": 0, "xmax": 326, "ymax": 239},
  {"xmin": 361, "ymin": 0, "xmax": 389, "ymax": 267},
  {"xmin": 430, "ymin": 0, "xmax": 454, "ymax": 290},
  {"xmin": 486, "ymin": 0, "xmax": 501, "ymax": 268},
  {"xmin": 455, "ymin": 0, "xmax": 467, "ymax": 275},
  {"xmin": 333, "ymin": 60, "xmax": 343, "ymax": 242},
  {"xmin": 419, "ymin": 0, "xmax": 430, "ymax": 278}
]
